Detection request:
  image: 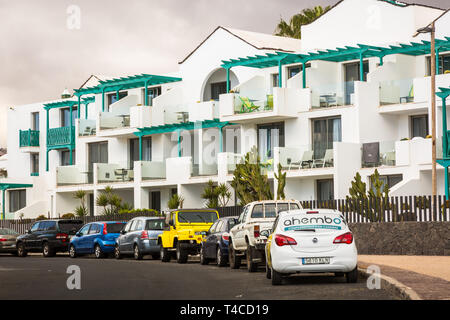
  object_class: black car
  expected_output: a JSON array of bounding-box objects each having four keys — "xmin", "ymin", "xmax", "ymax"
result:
[
  {"xmin": 200, "ymin": 216, "xmax": 238, "ymax": 267},
  {"xmin": 16, "ymin": 219, "xmax": 84, "ymax": 257}
]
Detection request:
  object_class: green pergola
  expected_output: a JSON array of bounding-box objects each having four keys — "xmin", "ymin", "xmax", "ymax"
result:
[
  {"xmin": 0, "ymin": 183, "xmax": 33, "ymax": 220},
  {"xmin": 221, "ymin": 37, "xmax": 450, "ymax": 91},
  {"xmin": 44, "ymin": 100, "xmax": 78, "ymax": 171},
  {"xmin": 73, "ymin": 74, "xmax": 182, "ymax": 112},
  {"xmin": 135, "ymin": 119, "xmax": 234, "ymax": 158},
  {"xmin": 436, "ymin": 87, "xmax": 450, "ymax": 199},
  {"xmin": 81, "ymin": 96, "xmax": 95, "ymax": 120}
]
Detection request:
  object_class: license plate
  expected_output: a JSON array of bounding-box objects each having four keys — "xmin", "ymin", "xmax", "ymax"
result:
[{"xmin": 302, "ymin": 257, "xmax": 330, "ymax": 265}]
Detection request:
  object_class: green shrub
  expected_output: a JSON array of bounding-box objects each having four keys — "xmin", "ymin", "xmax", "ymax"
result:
[
  {"xmin": 36, "ymin": 215, "xmax": 47, "ymax": 221},
  {"xmin": 118, "ymin": 208, "xmax": 161, "ymax": 216},
  {"xmin": 61, "ymin": 213, "xmax": 75, "ymax": 219}
]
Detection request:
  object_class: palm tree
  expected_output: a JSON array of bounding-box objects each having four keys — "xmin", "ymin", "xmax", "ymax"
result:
[{"xmin": 275, "ymin": 5, "xmax": 331, "ymax": 39}]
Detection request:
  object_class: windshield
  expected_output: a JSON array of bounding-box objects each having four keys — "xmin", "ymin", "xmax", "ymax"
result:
[
  {"xmin": 0, "ymin": 228, "xmax": 18, "ymax": 235},
  {"xmin": 146, "ymin": 219, "xmax": 165, "ymax": 230},
  {"xmin": 58, "ymin": 220, "xmax": 83, "ymax": 234},
  {"xmin": 106, "ymin": 223, "xmax": 125, "ymax": 234},
  {"xmin": 177, "ymin": 211, "xmax": 218, "ymax": 223}
]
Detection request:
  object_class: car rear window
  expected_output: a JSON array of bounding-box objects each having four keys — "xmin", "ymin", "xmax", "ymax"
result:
[
  {"xmin": 58, "ymin": 220, "xmax": 83, "ymax": 234},
  {"xmin": 250, "ymin": 203, "xmax": 300, "ymax": 218},
  {"xmin": 0, "ymin": 228, "xmax": 18, "ymax": 235},
  {"xmin": 178, "ymin": 211, "xmax": 218, "ymax": 223},
  {"xmin": 278, "ymin": 213, "xmax": 345, "ymax": 233},
  {"xmin": 146, "ymin": 219, "xmax": 165, "ymax": 230},
  {"xmin": 106, "ymin": 223, "xmax": 125, "ymax": 234}
]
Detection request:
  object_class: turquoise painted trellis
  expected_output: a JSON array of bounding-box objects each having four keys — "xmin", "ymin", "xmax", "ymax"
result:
[{"xmin": 436, "ymin": 87, "xmax": 450, "ymax": 199}]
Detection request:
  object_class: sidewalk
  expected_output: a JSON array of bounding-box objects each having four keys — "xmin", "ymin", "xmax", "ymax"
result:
[{"xmin": 358, "ymin": 255, "xmax": 450, "ymax": 300}]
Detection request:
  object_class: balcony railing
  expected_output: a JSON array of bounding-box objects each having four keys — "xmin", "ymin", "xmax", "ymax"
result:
[
  {"xmin": 78, "ymin": 119, "xmax": 96, "ymax": 136},
  {"xmin": 232, "ymin": 94, "xmax": 273, "ymax": 115},
  {"xmin": 96, "ymin": 163, "xmax": 134, "ymax": 183},
  {"xmin": 379, "ymin": 79, "xmax": 414, "ymax": 105},
  {"xmin": 141, "ymin": 161, "xmax": 166, "ymax": 180},
  {"xmin": 361, "ymin": 141, "xmax": 396, "ymax": 168},
  {"xmin": 192, "ymin": 160, "xmax": 218, "ymax": 177},
  {"xmin": 311, "ymin": 81, "xmax": 355, "ymax": 109},
  {"xmin": 47, "ymin": 127, "xmax": 74, "ymax": 148},
  {"xmin": 99, "ymin": 112, "xmax": 130, "ymax": 130},
  {"xmin": 277, "ymin": 146, "xmax": 334, "ymax": 170},
  {"xmin": 19, "ymin": 129, "xmax": 39, "ymax": 147},
  {"xmin": 57, "ymin": 166, "xmax": 93, "ymax": 186}
]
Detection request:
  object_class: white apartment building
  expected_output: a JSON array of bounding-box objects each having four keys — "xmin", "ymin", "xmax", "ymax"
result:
[{"xmin": 1, "ymin": 0, "xmax": 450, "ymax": 219}]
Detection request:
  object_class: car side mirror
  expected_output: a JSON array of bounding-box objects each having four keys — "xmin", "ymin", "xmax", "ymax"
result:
[
  {"xmin": 26, "ymin": 229, "xmax": 30, "ymax": 234},
  {"xmin": 260, "ymin": 230, "xmax": 271, "ymax": 238},
  {"xmin": 76, "ymin": 232, "xmax": 81, "ymax": 237},
  {"xmin": 120, "ymin": 230, "xmax": 126, "ymax": 235}
]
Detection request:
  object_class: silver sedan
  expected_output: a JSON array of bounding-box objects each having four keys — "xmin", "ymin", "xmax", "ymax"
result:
[{"xmin": 0, "ymin": 228, "xmax": 19, "ymax": 254}]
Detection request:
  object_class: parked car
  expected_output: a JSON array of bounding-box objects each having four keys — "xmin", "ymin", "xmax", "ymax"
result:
[
  {"xmin": 265, "ymin": 209, "xmax": 358, "ymax": 285},
  {"xmin": 69, "ymin": 221, "xmax": 126, "ymax": 258},
  {"xmin": 200, "ymin": 216, "xmax": 238, "ymax": 267},
  {"xmin": 0, "ymin": 228, "xmax": 20, "ymax": 255},
  {"xmin": 16, "ymin": 219, "xmax": 84, "ymax": 257},
  {"xmin": 115, "ymin": 217, "xmax": 165, "ymax": 260},
  {"xmin": 158, "ymin": 209, "xmax": 219, "ymax": 263},
  {"xmin": 228, "ymin": 200, "xmax": 302, "ymax": 272}
]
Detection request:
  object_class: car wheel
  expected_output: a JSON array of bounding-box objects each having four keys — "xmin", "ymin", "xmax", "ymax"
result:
[
  {"xmin": 133, "ymin": 244, "xmax": 143, "ymax": 260},
  {"xmin": 95, "ymin": 244, "xmax": 105, "ymax": 259},
  {"xmin": 271, "ymin": 268, "xmax": 282, "ymax": 286},
  {"xmin": 217, "ymin": 246, "xmax": 227, "ymax": 267},
  {"xmin": 200, "ymin": 246, "xmax": 209, "ymax": 265},
  {"xmin": 246, "ymin": 244, "xmax": 258, "ymax": 272},
  {"xmin": 42, "ymin": 242, "xmax": 55, "ymax": 257},
  {"xmin": 346, "ymin": 267, "xmax": 358, "ymax": 283},
  {"xmin": 17, "ymin": 243, "xmax": 27, "ymax": 257},
  {"xmin": 114, "ymin": 245, "xmax": 122, "ymax": 259},
  {"xmin": 266, "ymin": 262, "xmax": 272, "ymax": 279},
  {"xmin": 176, "ymin": 242, "xmax": 188, "ymax": 264},
  {"xmin": 160, "ymin": 247, "xmax": 171, "ymax": 262},
  {"xmin": 228, "ymin": 243, "xmax": 241, "ymax": 269},
  {"xmin": 69, "ymin": 245, "xmax": 77, "ymax": 258}
]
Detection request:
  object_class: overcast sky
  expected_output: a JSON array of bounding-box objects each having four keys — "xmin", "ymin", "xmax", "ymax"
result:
[{"xmin": 0, "ymin": 0, "xmax": 448, "ymax": 146}]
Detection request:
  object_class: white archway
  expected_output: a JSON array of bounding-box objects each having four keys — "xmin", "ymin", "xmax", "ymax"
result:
[{"xmin": 201, "ymin": 68, "xmax": 239, "ymax": 102}]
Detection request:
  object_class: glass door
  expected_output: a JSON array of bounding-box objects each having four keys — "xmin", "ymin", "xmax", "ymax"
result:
[
  {"xmin": 344, "ymin": 61, "xmax": 368, "ymax": 105},
  {"xmin": 257, "ymin": 122, "xmax": 285, "ymax": 161},
  {"xmin": 88, "ymin": 142, "xmax": 108, "ymax": 173},
  {"xmin": 312, "ymin": 117, "xmax": 341, "ymax": 159}
]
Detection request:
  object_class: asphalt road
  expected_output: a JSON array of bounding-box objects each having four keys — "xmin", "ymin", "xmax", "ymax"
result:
[{"xmin": 0, "ymin": 253, "xmax": 398, "ymax": 300}]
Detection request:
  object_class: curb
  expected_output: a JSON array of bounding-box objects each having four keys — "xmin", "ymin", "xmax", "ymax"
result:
[{"xmin": 358, "ymin": 266, "xmax": 422, "ymax": 300}]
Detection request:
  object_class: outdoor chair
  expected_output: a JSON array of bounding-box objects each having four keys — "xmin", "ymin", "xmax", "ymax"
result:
[
  {"xmin": 382, "ymin": 151, "xmax": 396, "ymax": 166},
  {"xmin": 312, "ymin": 149, "xmax": 334, "ymax": 168},
  {"xmin": 400, "ymin": 85, "xmax": 414, "ymax": 103},
  {"xmin": 290, "ymin": 150, "xmax": 313, "ymax": 169},
  {"xmin": 265, "ymin": 94, "xmax": 274, "ymax": 110},
  {"xmin": 82, "ymin": 126, "xmax": 91, "ymax": 136},
  {"xmin": 238, "ymin": 96, "xmax": 261, "ymax": 113}
]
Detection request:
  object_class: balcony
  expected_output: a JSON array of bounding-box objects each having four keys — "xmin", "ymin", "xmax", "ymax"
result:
[
  {"xmin": 19, "ymin": 130, "xmax": 39, "ymax": 148},
  {"xmin": 96, "ymin": 163, "xmax": 134, "ymax": 184},
  {"xmin": 47, "ymin": 127, "xmax": 74, "ymax": 148},
  {"xmin": 192, "ymin": 160, "xmax": 218, "ymax": 177},
  {"xmin": 311, "ymin": 81, "xmax": 355, "ymax": 109},
  {"xmin": 189, "ymin": 101, "xmax": 219, "ymax": 122},
  {"xmin": 140, "ymin": 161, "xmax": 166, "ymax": 180}
]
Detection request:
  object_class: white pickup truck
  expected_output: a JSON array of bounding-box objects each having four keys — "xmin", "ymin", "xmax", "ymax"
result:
[{"xmin": 228, "ymin": 200, "xmax": 302, "ymax": 272}]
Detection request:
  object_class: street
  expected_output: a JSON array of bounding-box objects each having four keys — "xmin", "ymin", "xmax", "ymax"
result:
[{"xmin": 0, "ymin": 253, "xmax": 398, "ymax": 300}]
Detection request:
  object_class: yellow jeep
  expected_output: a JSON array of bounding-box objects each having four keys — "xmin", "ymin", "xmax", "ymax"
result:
[{"xmin": 158, "ymin": 209, "xmax": 219, "ymax": 263}]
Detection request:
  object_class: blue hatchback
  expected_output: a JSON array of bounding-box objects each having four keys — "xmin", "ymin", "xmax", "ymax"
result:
[{"xmin": 69, "ymin": 221, "xmax": 126, "ymax": 259}]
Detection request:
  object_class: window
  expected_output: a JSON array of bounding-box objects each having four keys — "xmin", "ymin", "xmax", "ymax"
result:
[
  {"xmin": 426, "ymin": 54, "xmax": 450, "ymax": 76},
  {"xmin": 257, "ymin": 122, "xmax": 285, "ymax": 160},
  {"xmin": 238, "ymin": 206, "xmax": 248, "ymax": 224},
  {"xmin": 150, "ymin": 191, "xmax": 161, "ymax": 212},
  {"xmin": 40, "ymin": 221, "xmax": 56, "ymax": 231},
  {"xmin": 209, "ymin": 221, "xmax": 218, "ymax": 234},
  {"xmin": 124, "ymin": 220, "xmax": 134, "ymax": 232},
  {"xmin": 287, "ymin": 64, "xmax": 310, "ymax": 79},
  {"xmin": 129, "ymin": 137, "xmax": 151, "ymax": 169},
  {"xmin": 227, "ymin": 218, "xmax": 237, "ymax": 231},
  {"xmin": 30, "ymin": 222, "xmax": 40, "ymax": 232},
  {"xmin": 312, "ymin": 117, "xmax": 341, "ymax": 159},
  {"xmin": 210, "ymin": 81, "xmax": 228, "ymax": 100},
  {"xmin": 142, "ymin": 86, "xmax": 161, "ymax": 106},
  {"xmin": 344, "ymin": 61, "xmax": 369, "ymax": 105},
  {"xmin": 371, "ymin": 174, "xmax": 403, "ymax": 192},
  {"xmin": 251, "ymin": 204, "xmax": 264, "ymax": 218},
  {"xmin": 133, "ymin": 220, "xmax": 143, "ymax": 231},
  {"xmin": 31, "ymin": 112, "xmax": 39, "ymax": 131},
  {"xmin": 79, "ymin": 224, "xmax": 90, "ymax": 236},
  {"xmin": 9, "ymin": 189, "xmax": 26, "ymax": 212},
  {"xmin": 31, "ymin": 153, "xmax": 39, "ymax": 175},
  {"xmin": 88, "ymin": 224, "xmax": 101, "ymax": 234},
  {"xmin": 317, "ymin": 179, "xmax": 334, "ymax": 201},
  {"xmin": 88, "ymin": 142, "xmax": 108, "ymax": 172},
  {"xmin": 60, "ymin": 107, "xmax": 77, "ymax": 127},
  {"xmin": 272, "ymin": 74, "xmax": 279, "ymax": 87},
  {"xmin": 60, "ymin": 150, "xmax": 75, "ymax": 166},
  {"xmin": 410, "ymin": 114, "xmax": 428, "ymax": 138},
  {"xmin": 107, "ymin": 91, "xmax": 128, "ymax": 109}
]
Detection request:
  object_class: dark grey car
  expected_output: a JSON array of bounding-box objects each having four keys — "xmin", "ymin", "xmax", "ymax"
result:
[{"xmin": 114, "ymin": 217, "xmax": 165, "ymax": 260}]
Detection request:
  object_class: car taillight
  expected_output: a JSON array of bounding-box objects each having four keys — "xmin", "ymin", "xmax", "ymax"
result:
[
  {"xmin": 306, "ymin": 211, "xmax": 319, "ymax": 214},
  {"xmin": 333, "ymin": 232, "xmax": 353, "ymax": 244},
  {"xmin": 254, "ymin": 225, "xmax": 260, "ymax": 238},
  {"xmin": 222, "ymin": 233, "xmax": 230, "ymax": 242},
  {"xmin": 0, "ymin": 238, "xmax": 7, "ymax": 242},
  {"xmin": 274, "ymin": 234, "xmax": 297, "ymax": 246},
  {"xmin": 56, "ymin": 233, "xmax": 68, "ymax": 240},
  {"xmin": 141, "ymin": 230, "xmax": 149, "ymax": 240}
]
